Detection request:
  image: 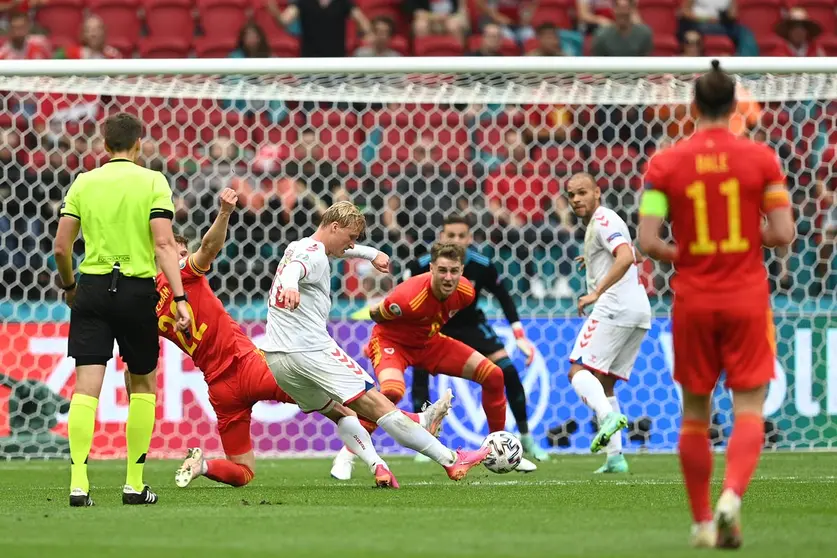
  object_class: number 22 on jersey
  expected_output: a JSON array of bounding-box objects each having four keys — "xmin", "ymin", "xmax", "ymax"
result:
[
  {"xmin": 685, "ymin": 178, "xmax": 750, "ymax": 256},
  {"xmin": 159, "ymin": 300, "xmax": 208, "ymax": 355}
]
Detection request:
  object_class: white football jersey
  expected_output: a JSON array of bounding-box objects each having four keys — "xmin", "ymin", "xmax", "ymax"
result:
[
  {"xmin": 262, "ymin": 237, "xmax": 334, "ymax": 353},
  {"xmin": 583, "ymin": 206, "xmax": 652, "ymax": 329}
]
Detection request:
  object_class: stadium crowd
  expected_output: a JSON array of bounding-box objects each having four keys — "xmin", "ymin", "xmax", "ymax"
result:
[{"xmin": 0, "ymin": 1, "xmax": 835, "ymax": 304}]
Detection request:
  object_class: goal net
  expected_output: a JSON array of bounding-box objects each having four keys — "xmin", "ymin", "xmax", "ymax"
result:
[{"xmin": 0, "ymin": 58, "xmax": 834, "ymax": 459}]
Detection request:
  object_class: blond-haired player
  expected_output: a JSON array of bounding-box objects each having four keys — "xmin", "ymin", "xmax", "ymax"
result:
[{"xmin": 261, "ymin": 202, "xmax": 490, "ymax": 487}]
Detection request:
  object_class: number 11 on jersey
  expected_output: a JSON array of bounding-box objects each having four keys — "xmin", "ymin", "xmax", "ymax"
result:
[{"xmin": 686, "ymin": 178, "xmax": 750, "ymax": 256}]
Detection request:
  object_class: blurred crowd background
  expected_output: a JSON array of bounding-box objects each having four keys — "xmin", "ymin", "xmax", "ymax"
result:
[{"xmin": 0, "ymin": 0, "xmax": 835, "ymax": 308}]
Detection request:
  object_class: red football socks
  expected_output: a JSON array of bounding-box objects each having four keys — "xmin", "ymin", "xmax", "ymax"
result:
[
  {"xmin": 205, "ymin": 460, "xmax": 254, "ymax": 487},
  {"xmin": 723, "ymin": 412, "xmax": 764, "ymax": 498},
  {"xmin": 475, "ymin": 361, "xmax": 507, "ymax": 432},
  {"xmin": 678, "ymin": 419, "xmax": 713, "ymax": 523}
]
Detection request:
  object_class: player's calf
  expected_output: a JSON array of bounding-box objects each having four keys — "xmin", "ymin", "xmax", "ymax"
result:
[
  {"xmin": 176, "ymin": 448, "xmax": 255, "ymax": 488},
  {"xmin": 469, "ymin": 358, "xmax": 507, "ymax": 433}
]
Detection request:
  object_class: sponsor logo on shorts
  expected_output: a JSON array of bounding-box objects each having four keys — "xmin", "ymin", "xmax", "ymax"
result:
[
  {"xmin": 383, "ymin": 348, "xmax": 395, "ymax": 355},
  {"xmin": 389, "ymin": 303, "xmax": 401, "ymax": 316}
]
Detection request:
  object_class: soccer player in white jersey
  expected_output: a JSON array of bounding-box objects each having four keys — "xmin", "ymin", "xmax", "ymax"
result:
[
  {"xmin": 566, "ymin": 173, "xmax": 652, "ymax": 474},
  {"xmin": 261, "ymin": 201, "xmax": 490, "ymax": 487}
]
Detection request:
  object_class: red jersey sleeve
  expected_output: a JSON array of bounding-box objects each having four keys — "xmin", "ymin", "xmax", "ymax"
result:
[
  {"xmin": 454, "ymin": 278, "xmax": 476, "ymax": 308},
  {"xmin": 760, "ymin": 148, "xmax": 791, "ymax": 212},
  {"xmin": 181, "ymin": 255, "xmax": 209, "ymax": 284},
  {"xmin": 376, "ymin": 276, "xmax": 426, "ymax": 321},
  {"xmin": 643, "ymin": 150, "xmax": 670, "ymax": 194}
]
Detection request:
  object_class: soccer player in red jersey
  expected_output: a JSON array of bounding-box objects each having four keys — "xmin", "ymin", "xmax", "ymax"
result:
[
  {"xmin": 143, "ymin": 190, "xmax": 450, "ymax": 489},
  {"xmin": 638, "ymin": 60, "xmax": 795, "ymax": 549},
  {"xmin": 330, "ymin": 242, "xmax": 508, "ymax": 479}
]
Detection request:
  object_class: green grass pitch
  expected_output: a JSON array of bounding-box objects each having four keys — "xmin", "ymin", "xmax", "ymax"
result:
[{"xmin": 1, "ymin": 453, "xmax": 835, "ymax": 558}]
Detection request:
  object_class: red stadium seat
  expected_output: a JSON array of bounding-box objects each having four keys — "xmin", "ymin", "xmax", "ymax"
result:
[
  {"xmin": 251, "ymin": 0, "xmax": 289, "ymax": 38},
  {"xmin": 413, "ymin": 35, "xmax": 464, "ymax": 56},
  {"xmin": 819, "ymin": 34, "xmax": 837, "ymax": 56},
  {"xmin": 269, "ymin": 33, "xmax": 300, "ymax": 57},
  {"xmin": 144, "ymin": 0, "xmax": 195, "ymax": 39},
  {"xmin": 737, "ymin": 0, "xmax": 782, "ymax": 39},
  {"xmin": 194, "ymin": 36, "xmax": 238, "ymax": 58},
  {"xmin": 758, "ymin": 36, "xmax": 783, "ymax": 56},
  {"xmin": 197, "ymin": 0, "xmax": 248, "ymax": 42},
  {"xmin": 139, "ymin": 36, "xmax": 192, "ymax": 58},
  {"xmin": 467, "ymin": 34, "xmax": 520, "ymax": 56},
  {"xmin": 35, "ymin": 0, "xmax": 84, "ymax": 47},
  {"xmin": 637, "ymin": 0, "xmax": 677, "ymax": 37},
  {"xmin": 530, "ymin": 5, "xmax": 573, "ymax": 30},
  {"xmin": 88, "ymin": 0, "xmax": 141, "ymax": 57},
  {"xmin": 651, "ymin": 34, "xmax": 679, "ymax": 56},
  {"xmin": 703, "ymin": 34, "xmax": 735, "ymax": 56}
]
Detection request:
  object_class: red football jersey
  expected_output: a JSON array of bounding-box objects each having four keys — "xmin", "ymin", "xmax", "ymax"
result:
[
  {"xmin": 156, "ymin": 256, "xmax": 255, "ymax": 383},
  {"xmin": 372, "ymin": 273, "xmax": 476, "ymax": 350},
  {"xmin": 644, "ymin": 127, "xmax": 785, "ymax": 303}
]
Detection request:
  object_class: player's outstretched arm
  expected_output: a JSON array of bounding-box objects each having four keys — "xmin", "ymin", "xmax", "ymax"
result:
[
  {"xmin": 342, "ymin": 244, "xmax": 390, "ymax": 273},
  {"xmin": 761, "ymin": 184, "xmax": 795, "ymax": 248},
  {"xmin": 192, "ymin": 188, "xmax": 238, "ymax": 271}
]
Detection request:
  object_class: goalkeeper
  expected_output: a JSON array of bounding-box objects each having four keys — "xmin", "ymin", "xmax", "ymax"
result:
[{"xmin": 406, "ymin": 215, "xmax": 549, "ymax": 464}]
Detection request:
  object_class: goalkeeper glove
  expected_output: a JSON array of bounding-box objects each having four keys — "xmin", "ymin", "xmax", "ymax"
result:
[{"xmin": 512, "ymin": 322, "xmax": 535, "ymax": 366}]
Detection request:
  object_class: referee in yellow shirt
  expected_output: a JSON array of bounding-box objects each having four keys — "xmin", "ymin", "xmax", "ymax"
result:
[{"xmin": 54, "ymin": 113, "xmax": 191, "ymax": 507}]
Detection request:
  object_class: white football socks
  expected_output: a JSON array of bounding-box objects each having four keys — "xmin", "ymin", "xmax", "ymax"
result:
[
  {"xmin": 605, "ymin": 396, "xmax": 623, "ymax": 457},
  {"xmin": 571, "ymin": 369, "xmax": 614, "ymax": 420},
  {"xmin": 336, "ymin": 416, "xmax": 386, "ymax": 472},
  {"xmin": 377, "ymin": 410, "xmax": 456, "ymax": 466}
]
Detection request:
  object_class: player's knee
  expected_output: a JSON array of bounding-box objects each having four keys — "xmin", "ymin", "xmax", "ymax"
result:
[
  {"xmin": 379, "ymin": 379, "xmax": 406, "ymax": 404},
  {"xmin": 478, "ymin": 361, "xmax": 505, "ymax": 392}
]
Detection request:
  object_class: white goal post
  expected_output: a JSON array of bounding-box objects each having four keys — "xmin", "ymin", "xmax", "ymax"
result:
[{"xmin": 0, "ymin": 57, "xmax": 834, "ymax": 459}]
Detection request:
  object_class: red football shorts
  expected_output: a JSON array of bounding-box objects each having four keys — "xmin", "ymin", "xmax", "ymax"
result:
[
  {"xmin": 207, "ymin": 349, "xmax": 295, "ymax": 456},
  {"xmin": 368, "ymin": 333, "xmax": 477, "ymax": 376},
  {"xmin": 672, "ymin": 298, "xmax": 776, "ymax": 395}
]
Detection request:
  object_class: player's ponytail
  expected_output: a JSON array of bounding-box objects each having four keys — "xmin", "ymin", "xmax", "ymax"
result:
[{"xmin": 694, "ymin": 59, "xmax": 736, "ymax": 120}]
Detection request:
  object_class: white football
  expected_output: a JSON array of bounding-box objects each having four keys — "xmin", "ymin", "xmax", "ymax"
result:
[{"xmin": 481, "ymin": 431, "xmax": 523, "ymax": 474}]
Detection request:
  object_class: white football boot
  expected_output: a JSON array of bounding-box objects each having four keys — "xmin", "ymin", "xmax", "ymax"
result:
[{"xmin": 330, "ymin": 446, "xmax": 356, "ymax": 481}]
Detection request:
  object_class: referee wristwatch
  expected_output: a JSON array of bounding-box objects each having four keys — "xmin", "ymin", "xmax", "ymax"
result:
[{"xmin": 173, "ymin": 294, "xmax": 188, "ymax": 303}]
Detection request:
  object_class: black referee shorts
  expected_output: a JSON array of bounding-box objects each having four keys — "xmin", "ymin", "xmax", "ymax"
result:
[
  {"xmin": 68, "ymin": 273, "xmax": 160, "ymax": 375},
  {"xmin": 443, "ymin": 322, "xmax": 506, "ymax": 357}
]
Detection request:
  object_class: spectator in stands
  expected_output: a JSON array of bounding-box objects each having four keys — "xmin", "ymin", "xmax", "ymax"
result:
[
  {"xmin": 475, "ymin": 0, "xmax": 535, "ymax": 43},
  {"xmin": 54, "ymin": 15, "xmax": 121, "ymax": 59},
  {"xmin": 470, "ymin": 22, "xmax": 504, "ymax": 56},
  {"xmin": 775, "ymin": 8, "xmax": 824, "ymax": 57},
  {"xmin": 591, "ymin": 0, "xmax": 652, "ymax": 56},
  {"xmin": 232, "ymin": 21, "xmax": 272, "ymax": 58},
  {"xmin": 268, "ymin": 0, "xmax": 372, "ymax": 58},
  {"xmin": 224, "ymin": 23, "xmax": 288, "ymax": 124},
  {"xmin": 0, "ymin": 1, "xmax": 45, "ymax": 33},
  {"xmin": 526, "ymin": 23, "xmax": 563, "ymax": 56},
  {"xmin": 355, "ymin": 17, "xmax": 401, "ymax": 57},
  {"xmin": 411, "ymin": 0, "xmax": 469, "ymax": 44},
  {"xmin": 680, "ymin": 29, "xmax": 703, "ymax": 56},
  {"xmin": 678, "ymin": 0, "xmax": 758, "ymax": 56},
  {"xmin": 0, "ymin": 11, "xmax": 50, "ymax": 59},
  {"xmin": 576, "ymin": 0, "xmax": 641, "ymax": 33}
]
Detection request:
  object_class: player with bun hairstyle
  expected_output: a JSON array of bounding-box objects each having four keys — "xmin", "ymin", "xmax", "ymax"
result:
[{"xmin": 639, "ymin": 60, "xmax": 795, "ymax": 549}]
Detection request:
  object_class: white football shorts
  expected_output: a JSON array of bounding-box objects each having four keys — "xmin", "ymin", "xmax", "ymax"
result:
[
  {"xmin": 264, "ymin": 343, "xmax": 375, "ymax": 413},
  {"xmin": 569, "ymin": 318, "xmax": 648, "ymax": 380}
]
